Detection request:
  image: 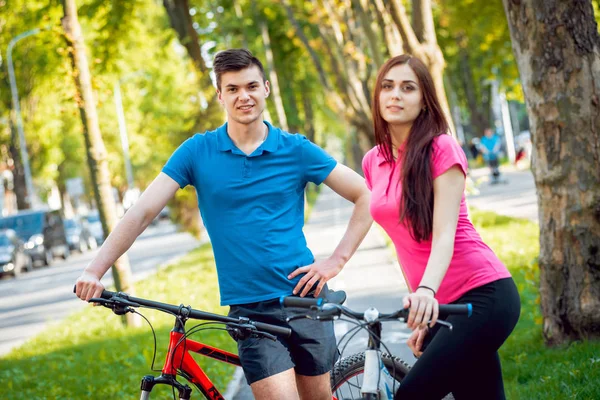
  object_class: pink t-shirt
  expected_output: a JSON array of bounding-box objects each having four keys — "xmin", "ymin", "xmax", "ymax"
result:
[{"xmin": 362, "ymin": 134, "xmax": 511, "ymax": 304}]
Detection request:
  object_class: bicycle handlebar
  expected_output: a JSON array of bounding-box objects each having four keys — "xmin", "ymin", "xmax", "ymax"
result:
[
  {"xmin": 281, "ymin": 294, "xmax": 472, "ymax": 321},
  {"xmin": 76, "ymin": 287, "xmax": 292, "ymax": 338}
]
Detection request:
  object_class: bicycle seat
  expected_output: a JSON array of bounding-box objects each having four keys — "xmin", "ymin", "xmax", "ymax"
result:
[{"xmin": 320, "ymin": 289, "xmax": 346, "ymax": 305}]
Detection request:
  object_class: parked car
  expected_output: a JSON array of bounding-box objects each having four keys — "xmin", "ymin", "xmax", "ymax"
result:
[
  {"xmin": 0, "ymin": 209, "xmax": 70, "ymax": 266},
  {"xmin": 64, "ymin": 218, "xmax": 97, "ymax": 252},
  {"xmin": 0, "ymin": 229, "xmax": 32, "ymax": 278},
  {"xmin": 85, "ymin": 211, "xmax": 105, "ymax": 245}
]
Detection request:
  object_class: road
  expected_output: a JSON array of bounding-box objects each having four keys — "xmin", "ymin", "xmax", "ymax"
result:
[
  {"xmin": 467, "ymin": 167, "xmax": 537, "ymax": 221},
  {"xmin": 0, "ymin": 221, "xmax": 201, "ymax": 356}
]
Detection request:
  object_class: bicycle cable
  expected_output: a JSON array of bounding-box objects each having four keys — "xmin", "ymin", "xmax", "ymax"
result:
[{"xmin": 171, "ymin": 322, "xmax": 229, "ymax": 373}]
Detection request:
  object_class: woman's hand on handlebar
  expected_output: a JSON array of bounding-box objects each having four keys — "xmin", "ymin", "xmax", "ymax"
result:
[
  {"xmin": 75, "ymin": 271, "xmax": 105, "ymax": 303},
  {"xmin": 403, "ymin": 288, "xmax": 439, "ymax": 330}
]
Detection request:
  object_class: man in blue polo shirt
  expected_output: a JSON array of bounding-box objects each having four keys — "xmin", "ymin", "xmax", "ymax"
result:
[{"xmin": 75, "ymin": 49, "xmax": 372, "ymax": 399}]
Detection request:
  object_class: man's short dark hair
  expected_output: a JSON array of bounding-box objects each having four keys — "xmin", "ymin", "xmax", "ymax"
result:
[{"xmin": 213, "ymin": 49, "xmax": 266, "ymax": 90}]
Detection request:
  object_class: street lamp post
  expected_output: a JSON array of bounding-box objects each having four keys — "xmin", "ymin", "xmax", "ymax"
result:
[
  {"xmin": 114, "ymin": 71, "xmax": 146, "ymax": 209},
  {"xmin": 6, "ymin": 27, "xmax": 49, "ymax": 208}
]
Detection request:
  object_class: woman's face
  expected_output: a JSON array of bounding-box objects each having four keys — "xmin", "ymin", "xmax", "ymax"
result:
[{"xmin": 379, "ymin": 64, "xmax": 424, "ymax": 127}]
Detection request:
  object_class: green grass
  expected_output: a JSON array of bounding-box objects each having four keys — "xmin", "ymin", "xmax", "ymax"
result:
[
  {"xmin": 470, "ymin": 209, "xmax": 600, "ymax": 399},
  {"xmin": 0, "ymin": 243, "xmax": 236, "ymax": 399}
]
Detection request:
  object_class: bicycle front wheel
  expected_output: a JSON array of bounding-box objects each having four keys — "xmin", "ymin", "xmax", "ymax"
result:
[{"xmin": 331, "ymin": 353, "xmax": 410, "ymax": 399}]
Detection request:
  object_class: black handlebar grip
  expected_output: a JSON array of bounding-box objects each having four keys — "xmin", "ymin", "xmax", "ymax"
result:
[
  {"xmin": 73, "ymin": 284, "xmax": 116, "ymax": 300},
  {"xmin": 253, "ymin": 321, "xmax": 292, "ymax": 338},
  {"xmin": 280, "ymin": 296, "xmax": 324, "ymax": 308},
  {"xmin": 101, "ymin": 290, "xmax": 116, "ymax": 299},
  {"xmin": 439, "ymin": 304, "xmax": 472, "ymax": 318}
]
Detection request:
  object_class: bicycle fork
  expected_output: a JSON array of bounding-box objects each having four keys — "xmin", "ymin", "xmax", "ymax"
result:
[
  {"xmin": 361, "ymin": 311, "xmax": 394, "ymax": 400},
  {"xmin": 139, "ymin": 374, "xmax": 192, "ymax": 400}
]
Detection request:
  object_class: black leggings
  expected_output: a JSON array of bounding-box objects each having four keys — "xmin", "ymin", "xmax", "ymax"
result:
[{"xmin": 395, "ymin": 277, "xmax": 521, "ymax": 400}]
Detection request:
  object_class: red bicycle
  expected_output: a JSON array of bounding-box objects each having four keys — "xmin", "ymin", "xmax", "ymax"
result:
[{"xmin": 88, "ymin": 289, "xmax": 291, "ymax": 400}]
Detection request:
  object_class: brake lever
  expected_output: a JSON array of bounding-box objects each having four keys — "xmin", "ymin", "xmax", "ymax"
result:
[
  {"xmin": 286, "ymin": 314, "xmax": 313, "ymax": 322},
  {"xmin": 229, "ymin": 323, "xmax": 278, "ymax": 342},
  {"xmin": 89, "ymin": 298, "xmax": 135, "ymax": 316},
  {"xmin": 434, "ymin": 319, "xmax": 453, "ymax": 331}
]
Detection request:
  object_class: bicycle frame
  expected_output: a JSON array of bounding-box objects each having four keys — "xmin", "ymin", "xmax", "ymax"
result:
[{"xmin": 139, "ymin": 318, "xmax": 241, "ymax": 400}]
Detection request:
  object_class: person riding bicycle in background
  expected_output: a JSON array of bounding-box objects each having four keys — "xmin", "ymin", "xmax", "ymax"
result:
[
  {"xmin": 479, "ymin": 127, "xmax": 503, "ymax": 184},
  {"xmin": 361, "ymin": 54, "xmax": 521, "ymax": 399},
  {"xmin": 74, "ymin": 48, "xmax": 372, "ymax": 400}
]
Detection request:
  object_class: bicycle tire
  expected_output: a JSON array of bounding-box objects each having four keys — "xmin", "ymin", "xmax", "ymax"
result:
[{"xmin": 331, "ymin": 353, "xmax": 410, "ymax": 399}]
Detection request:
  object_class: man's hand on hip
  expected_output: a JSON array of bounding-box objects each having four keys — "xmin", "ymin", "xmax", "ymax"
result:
[{"xmin": 288, "ymin": 257, "xmax": 344, "ymax": 297}]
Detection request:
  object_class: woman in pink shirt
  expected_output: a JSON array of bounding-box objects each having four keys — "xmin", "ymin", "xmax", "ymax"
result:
[{"xmin": 362, "ymin": 54, "xmax": 520, "ymax": 399}]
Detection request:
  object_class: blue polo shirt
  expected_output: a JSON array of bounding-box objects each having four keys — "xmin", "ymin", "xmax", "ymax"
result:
[{"xmin": 162, "ymin": 121, "xmax": 337, "ymax": 305}]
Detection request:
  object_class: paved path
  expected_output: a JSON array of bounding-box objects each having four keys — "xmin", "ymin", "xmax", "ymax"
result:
[{"xmin": 231, "ymin": 166, "xmax": 538, "ymax": 399}]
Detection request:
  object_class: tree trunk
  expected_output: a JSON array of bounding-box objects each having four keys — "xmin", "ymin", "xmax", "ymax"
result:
[
  {"xmin": 388, "ymin": 0, "xmax": 456, "ymax": 135},
  {"xmin": 351, "ymin": 0, "xmax": 384, "ymax": 68},
  {"xmin": 62, "ymin": 0, "xmax": 139, "ymax": 327},
  {"xmin": 162, "ymin": 0, "xmax": 206, "ymax": 74},
  {"xmin": 163, "ymin": 0, "xmax": 222, "ymax": 133},
  {"xmin": 301, "ymin": 88, "xmax": 315, "ymax": 143},
  {"xmin": 259, "ymin": 18, "xmax": 288, "ymax": 130},
  {"xmin": 372, "ymin": 0, "xmax": 403, "ymax": 57},
  {"xmin": 503, "ymin": 0, "xmax": 600, "ymax": 345},
  {"xmin": 9, "ymin": 119, "xmax": 29, "ymax": 210},
  {"xmin": 458, "ymin": 45, "xmax": 487, "ymax": 136}
]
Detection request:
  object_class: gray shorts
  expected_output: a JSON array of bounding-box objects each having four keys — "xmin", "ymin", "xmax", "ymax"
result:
[{"xmin": 228, "ymin": 294, "xmax": 338, "ymax": 385}]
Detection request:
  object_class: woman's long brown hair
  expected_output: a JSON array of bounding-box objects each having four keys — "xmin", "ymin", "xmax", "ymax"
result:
[{"xmin": 372, "ymin": 55, "xmax": 450, "ymax": 242}]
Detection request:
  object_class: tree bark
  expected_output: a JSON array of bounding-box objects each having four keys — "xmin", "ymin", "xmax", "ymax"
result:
[
  {"xmin": 503, "ymin": 0, "xmax": 600, "ymax": 345},
  {"xmin": 62, "ymin": 0, "xmax": 140, "ymax": 327}
]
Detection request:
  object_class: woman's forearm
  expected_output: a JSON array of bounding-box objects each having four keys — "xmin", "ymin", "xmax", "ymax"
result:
[{"xmin": 418, "ymin": 235, "xmax": 455, "ymax": 293}]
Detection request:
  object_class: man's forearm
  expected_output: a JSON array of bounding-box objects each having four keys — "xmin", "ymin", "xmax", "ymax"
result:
[
  {"xmin": 84, "ymin": 207, "xmax": 152, "ymax": 279},
  {"xmin": 330, "ymin": 194, "xmax": 373, "ymax": 266}
]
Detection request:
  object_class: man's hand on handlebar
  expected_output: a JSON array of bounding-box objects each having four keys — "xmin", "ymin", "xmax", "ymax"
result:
[{"xmin": 74, "ymin": 271, "xmax": 105, "ymax": 303}]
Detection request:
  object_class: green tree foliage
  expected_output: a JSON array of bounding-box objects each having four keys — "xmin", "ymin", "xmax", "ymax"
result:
[
  {"xmin": 1, "ymin": 1, "xmax": 202, "ymax": 221},
  {"xmin": 435, "ymin": 0, "xmax": 522, "ymax": 137}
]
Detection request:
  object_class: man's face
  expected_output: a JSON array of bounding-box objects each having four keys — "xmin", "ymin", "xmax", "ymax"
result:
[{"xmin": 217, "ymin": 66, "xmax": 270, "ymax": 125}]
